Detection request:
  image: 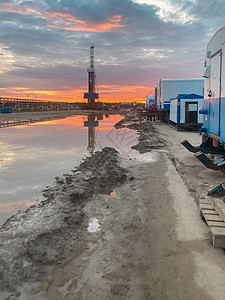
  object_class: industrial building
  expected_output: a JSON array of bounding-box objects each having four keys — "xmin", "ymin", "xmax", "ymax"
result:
[
  {"xmin": 169, "ymin": 93, "xmax": 204, "ymax": 128},
  {"xmin": 201, "ymin": 26, "xmax": 225, "ymax": 144},
  {"xmin": 145, "ymin": 96, "xmax": 155, "ymax": 109},
  {"xmin": 156, "ymin": 78, "xmax": 204, "ymax": 110},
  {"xmin": 181, "ymin": 26, "xmax": 225, "ymax": 238}
]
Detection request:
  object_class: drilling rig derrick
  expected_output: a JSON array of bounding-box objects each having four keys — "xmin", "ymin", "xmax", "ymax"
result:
[{"xmin": 84, "ymin": 45, "xmax": 99, "ymax": 104}]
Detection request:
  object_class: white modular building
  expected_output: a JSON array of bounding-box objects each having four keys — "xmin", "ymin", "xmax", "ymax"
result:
[
  {"xmin": 202, "ymin": 26, "xmax": 225, "ymax": 143},
  {"xmin": 145, "ymin": 96, "xmax": 155, "ymax": 109},
  {"xmin": 170, "ymin": 94, "xmax": 204, "ymax": 127},
  {"xmin": 156, "ymin": 78, "xmax": 204, "ymax": 110},
  {"xmin": 203, "ymin": 26, "xmax": 225, "ymax": 100}
]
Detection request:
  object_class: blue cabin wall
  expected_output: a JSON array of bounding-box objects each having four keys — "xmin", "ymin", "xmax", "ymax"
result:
[{"xmin": 219, "ymin": 97, "xmax": 225, "ymax": 142}]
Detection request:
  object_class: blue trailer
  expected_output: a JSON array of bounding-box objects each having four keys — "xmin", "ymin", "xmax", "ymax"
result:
[
  {"xmin": 181, "ymin": 26, "xmax": 225, "ymax": 196},
  {"xmin": 182, "ymin": 26, "xmax": 225, "ymax": 153},
  {"xmin": 199, "ymin": 26, "xmax": 225, "ymax": 146}
]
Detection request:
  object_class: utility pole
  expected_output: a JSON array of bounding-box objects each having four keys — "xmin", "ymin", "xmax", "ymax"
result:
[{"xmin": 84, "ymin": 45, "xmax": 99, "ymax": 105}]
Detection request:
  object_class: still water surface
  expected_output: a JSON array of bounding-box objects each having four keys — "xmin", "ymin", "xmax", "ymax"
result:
[{"xmin": 0, "ymin": 114, "xmax": 138, "ymax": 225}]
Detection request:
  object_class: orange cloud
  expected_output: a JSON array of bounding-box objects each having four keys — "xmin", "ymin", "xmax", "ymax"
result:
[
  {"xmin": 0, "ymin": 2, "xmax": 40, "ymax": 16},
  {"xmin": 0, "ymin": 2, "xmax": 124, "ymax": 33},
  {"xmin": 121, "ymin": 85, "xmax": 149, "ymax": 92},
  {"xmin": 45, "ymin": 12, "xmax": 124, "ymax": 32}
]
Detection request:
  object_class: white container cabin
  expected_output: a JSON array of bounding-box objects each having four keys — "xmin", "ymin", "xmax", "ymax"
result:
[
  {"xmin": 170, "ymin": 93, "xmax": 204, "ymax": 128},
  {"xmin": 156, "ymin": 78, "xmax": 204, "ymax": 110},
  {"xmin": 145, "ymin": 96, "xmax": 155, "ymax": 109},
  {"xmin": 203, "ymin": 26, "xmax": 225, "ymax": 143}
]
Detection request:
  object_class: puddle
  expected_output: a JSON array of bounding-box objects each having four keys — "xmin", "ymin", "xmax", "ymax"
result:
[
  {"xmin": 0, "ymin": 114, "xmax": 131, "ymax": 225},
  {"xmin": 87, "ymin": 217, "xmax": 100, "ymax": 233}
]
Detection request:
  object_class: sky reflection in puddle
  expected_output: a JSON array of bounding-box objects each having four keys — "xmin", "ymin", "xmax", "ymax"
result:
[{"xmin": 0, "ymin": 114, "xmax": 138, "ymax": 225}]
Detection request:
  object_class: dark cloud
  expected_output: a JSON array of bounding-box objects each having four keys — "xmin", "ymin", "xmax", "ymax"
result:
[
  {"xmin": 168, "ymin": 0, "xmax": 225, "ymax": 37},
  {"xmin": 0, "ymin": 0, "xmax": 224, "ymax": 100}
]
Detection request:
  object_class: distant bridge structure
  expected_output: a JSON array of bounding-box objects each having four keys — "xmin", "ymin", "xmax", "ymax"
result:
[
  {"xmin": 0, "ymin": 96, "xmax": 45, "ymax": 104},
  {"xmin": 0, "ymin": 97, "xmax": 80, "ymax": 111}
]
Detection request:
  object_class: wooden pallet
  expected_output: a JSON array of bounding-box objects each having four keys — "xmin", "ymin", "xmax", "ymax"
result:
[{"xmin": 199, "ymin": 200, "xmax": 225, "ymax": 248}]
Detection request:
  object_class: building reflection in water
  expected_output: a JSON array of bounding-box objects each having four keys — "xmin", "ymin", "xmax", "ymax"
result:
[{"xmin": 83, "ymin": 113, "xmax": 104, "ymax": 154}]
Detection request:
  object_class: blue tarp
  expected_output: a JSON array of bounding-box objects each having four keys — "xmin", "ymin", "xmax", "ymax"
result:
[{"xmin": 1, "ymin": 107, "xmax": 12, "ymax": 113}]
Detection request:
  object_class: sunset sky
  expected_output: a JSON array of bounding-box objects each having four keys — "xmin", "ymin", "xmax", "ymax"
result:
[{"xmin": 0, "ymin": 0, "xmax": 225, "ymax": 103}]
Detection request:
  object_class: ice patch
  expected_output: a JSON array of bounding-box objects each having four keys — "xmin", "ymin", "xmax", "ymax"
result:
[{"xmin": 88, "ymin": 217, "xmax": 100, "ymax": 233}]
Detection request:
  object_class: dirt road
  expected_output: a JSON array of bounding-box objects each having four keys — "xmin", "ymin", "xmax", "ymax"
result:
[{"xmin": 30, "ymin": 122, "xmax": 225, "ymax": 300}]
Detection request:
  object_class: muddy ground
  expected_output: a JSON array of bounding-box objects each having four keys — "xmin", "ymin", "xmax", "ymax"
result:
[{"xmin": 1, "ymin": 112, "xmax": 225, "ymax": 299}]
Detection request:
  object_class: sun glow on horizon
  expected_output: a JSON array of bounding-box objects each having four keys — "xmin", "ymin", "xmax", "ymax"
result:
[{"xmin": 0, "ymin": 85, "xmax": 154, "ymax": 103}]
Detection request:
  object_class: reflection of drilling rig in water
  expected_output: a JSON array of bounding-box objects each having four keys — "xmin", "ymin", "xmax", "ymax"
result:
[
  {"xmin": 84, "ymin": 115, "xmax": 98, "ymax": 154},
  {"xmin": 84, "ymin": 45, "xmax": 99, "ymax": 106},
  {"xmin": 84, "ymin": 114, "xmax": 103, "ymax": 154}
]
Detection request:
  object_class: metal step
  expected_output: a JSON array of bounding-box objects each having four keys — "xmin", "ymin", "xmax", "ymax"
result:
[
  {"xmin": 194, "ymin": 151, "xmax": 221, "ymax": 170},
  {"xmin": 199, "ymin": 200, "xmax": 225, "ymax": 248},
  {"xmin": 181, "ymin": 139, "xmax": 225, "ymax": 154}
]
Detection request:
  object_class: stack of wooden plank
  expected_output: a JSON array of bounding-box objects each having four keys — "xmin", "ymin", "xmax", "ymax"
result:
[{"xmin": 199, "ymin": 198, "xmax": 225, "ymax": 248}]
